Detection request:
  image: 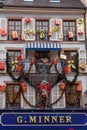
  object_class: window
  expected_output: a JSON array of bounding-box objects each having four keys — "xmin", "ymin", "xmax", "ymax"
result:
[
  {"xmin": 6, "ymin": 84, "xmax": 20, "ymax": 109},
  {"xmin": 7, "ymin": 50, "xmax": 21, "ymax": 61},
  {"xmin": 66, "ymin": 84, "xmax": 82, "ymax": 108},
  {"xmin": 64, "ymin": 50, "xmax": 77, "ymax": 72},
  {"xmin": 36, "ymin": 20, "xmax": 49, "ymax": 41},
  {"xmin": 63, "ymin": 20, "xmax": 76, "ymax": 41},
  {"xmin": 50, "ymin": 0, "xmax": 61, "ymax": 2},
  {"xmin": 8, "ymin": 19, "xmax": 21, "ymax": 40}
]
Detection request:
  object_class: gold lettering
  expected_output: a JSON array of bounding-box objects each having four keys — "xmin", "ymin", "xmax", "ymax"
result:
[
  {"xmin": 29, "ymin": 116, "xmax": 36, "ymax": 123},
  {"xmin": 59, "ymin": 116, "xmax": 64, "ymax": 123},
  {"xmin": 44, "ymin": 116, "xmax": 49, "ymax": 123},
  {"xmin": 17, "ymin": 116, "xmax": 23, "ymax": 124},
  {"xmin": 66, "ymin": 116, "xmax": 72, "ymax": 123},
  {"xmin": 52, "ymin": 116, "xmax": 57, "ymax": 123}
]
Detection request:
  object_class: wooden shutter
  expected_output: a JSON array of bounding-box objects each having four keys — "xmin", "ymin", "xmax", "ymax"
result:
[
  {"xmin": 51, "ymin": 83, "xmax": 65, "ymax": 108},
  {"xmin": 77, "ymin": 18, "xmax": 85, "ymax": 41},
  {"xmin": 0, "ymin": 92, "xmax": 5, "ymax": 109},
  {"xmin": 79, "ymin": 49, "xmax": 86, "ymax": 71},
  {"xmin": 22, "ymin": 18, "xmax": 35, "ymax": 41},
  {"xmin": 50, "ymin": 19, "xmax": 63, "ymax": 41},
  {"xmin": 21, "ymin": 84, "xmax": 35, "ymax": 109},
  {"xmin": 0, "ymin": 18, "xmax": 7, "ymax": 40}
]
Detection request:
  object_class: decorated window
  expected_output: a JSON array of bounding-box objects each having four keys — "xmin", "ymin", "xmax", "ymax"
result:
[
  {"xmin": 6, "ymin": 84, "xmax": 20, "ymax": 109},
  {"xmin": 63, "ymin": 20, "xmax": 76, "ymax": 41},
  {"xmin": 64, "ymin": 50, "xmax": 77, "ymax": 72},
  {"xmin": 66, "ymin": 83, "xmax": 82, "ymax": 108},
  {"xmin": 8, "ymin": 19, "xmax": 22, "ymax": 40},
  {"xmin": 36, "ymin": 20, "xmax": 49, "ymax": 41}
]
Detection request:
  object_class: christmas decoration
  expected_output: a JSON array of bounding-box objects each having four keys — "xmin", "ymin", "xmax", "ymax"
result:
[
  {"xmin": 12, "ymin": 60, "xmax": 18, "ymax": 71},
  {"xmin": 25, "ymin": 17, "xmax": 31, "ymax": 23},
  {"xmin": 16, "ymin": 64, "xmax": 22, "ymax": 72},
  {"xmin": 48, "ymin": 31, "xmax": 52, "ymax": 37},
  {"xmin": 0, "ymin": 28, "xmax": 7, "ymax": 36},
  {"xmin": 64, "ymin": 66, "xmax": 71, "ymax": 73},
  {"xmin": 21, "ymin": 34, "xmax": 25, "ymax": 41},
  {"xmin": 76, "ymin": 84, "xmax": 82, "ymax": 92},
  {"xmin": 12, "ymin": 31, "xmax": 18, "ymax": 39},
  {"xmin": 17, "ymin": 55, "xmax": 24, "ymax": 61},
  {"xmin": 60, "ymin": 54, "xmax": 66, "ymax": 60},
  {"xmin": 0, "ymin": 62, "xmax": 5, "ymax": 70},
  {"xmin": 25, "ymin": 29, "xmax": 33, "ymax": 35},
  {"xmin": 21, "ymin": 83, "xmax": 27, "ymax": 92},
  {"xmin": 79, "ymin": 60, "xmax": 86, "ymax": 70},
  {"xmin": 0, "ymin": 83, "xmax": 6, "ymax": 92},
  {"xmin": 55, "ymin": 19, "xmax": 60, "ymax": 26},
  {"xmin": 78, "ymin": 18, "xmax": 84, "ymax": 25},
  {"xmin": 52, "ymin": 58, "xmax": 58, "ymax": 65},
  {"xmin": 31, "ymin": 58, "xmax": 35, "ymax": 65},
  {"xmin": 68, "ymin": 31, "xmax": 73, "ymax": 38},
  {"xmin": 68, "ymin": 60, "xmax": 76, "ymax": 69},
  {"xmin": 52, "ymin": 26, "xmax": 60, "ymax": 32},
  {"xmin": 60, "ymin": 82, "xmax": 66, "ymax": 90},
  {"xmin": 39, "ymin": 29, "xmax": 45, "ymax": 39}
]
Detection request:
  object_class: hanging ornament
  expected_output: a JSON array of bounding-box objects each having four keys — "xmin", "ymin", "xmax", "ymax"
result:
[
  {"xmin": 21, "ymin": 34, "xmax": 25, "ymax": 41},
  {"xmin": 21, "ymin": 83, "xmax": 27, "ymax": 92},
  {"xmin": 55, "ymin": 19, "xmax": 60, "ymax": 26},
  {"xmin": 0, "ymin": 83, "xmax": 6, "ymax": 92},
  {"xmin": 68, "ymin": 60, "xmax": 76, "ymax": 69},
  {"xmin": 60, "ymin": 82, "xmax": 66, "ymax": 90},
  {"xmin": 17, "ymin": 55, "xmax": 24, "ymax": 61},
  {"xmin": 25, "ymin": 18, "xmax": 31, "ymax": 23},
  {"xmin": 0, "ymin": 28, "xmax": 7, "ymax": 36},
  {"xmin": 39, "ymin": 29, "xmax": 45, "ymax": 39},
  {"xmin": 12, "ymin": 60, "xmax": 18, "ymax": 71},
  {"xmin": 64, "ymin": 66, "xmax": 71, "ymax": 73},
  {"xmin": 12, "ymin": 31, "xmax": 18, "ymax": 39},
  {"xmin": 48, "ymin": 31, "xmax": 52, "ymax": 37},
  {"xmin": 76, "ymin": 84, "xmax": 82, "ymax": 92},
  {"xmin": 68, "ymin": 31, "xmax": 73, "ymax": 38},
  {"xmin": 31, "ymin": 58, "xmax": 35, "ymax": 65},
  {"xmin": 0, "ymin": 62, "xmax": 5, "ymax": 70},
  {"xmin": 60, "ymin": 54, "xmax": 66, "ymax": 60},
  {"xmin": 16, "ymin": 64, "xmax": 22, "ymax": 72},
  {"xmin": 52, "ymin": 58, "xmax": 58, "ymax": 65}
]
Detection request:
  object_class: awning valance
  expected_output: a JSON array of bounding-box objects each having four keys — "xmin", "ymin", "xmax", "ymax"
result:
[{"xmin": 26, "ymin": 42, "xmax": 61, "ymax": 51}]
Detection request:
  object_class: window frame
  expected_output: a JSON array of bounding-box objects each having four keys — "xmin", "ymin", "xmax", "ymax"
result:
[
  {"xmin": 8, "ymin": 18, "xmax": 22, "ymax": 41},
  {"xmin": 35, "ymin": 19, "xmax": 49, "ymax": 41},
  {"xmin": 63, "ymin": 20, "xmax": 77, "ymax": 41}
]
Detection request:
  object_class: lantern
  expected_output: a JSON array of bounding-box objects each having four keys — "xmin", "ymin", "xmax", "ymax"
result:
[
  {"xmin": 16, "ymin": 64, "xmax": 22, "ymax": 72},
  {"xmin": 68, "ymin": 31, "xmax": 73, "ymax": 38},
  {"xmin": 52, "ymin": 58, "xmax": 58, "ymax": 65},
  {"xmin": 55, "ymin": 19, "xmax": 60, "ymax": 26},
  {"xmin": 64, "ymin": 66, "xmax": 71, "ymax": 73},
  {"xmin": 21, "ymin": 83, "xmax": 27, "ymax": 92},
  {"xmin": 0, "ymin": 83, "xmax": 6, "ymax": 92},
  {"xmin": 25, "ymin": 18, "xmax": 31, "ymax": 23},
  {"xmin": 31, "ymin": 58, "xmax": 35, "ymax": 65},
  {"xmin": 48, "ymin": 31, "xmax": 52, "ymax": 37},
  {"xmin": 0, "ymin": 62, "xmax": 5, "ymax": 70},
  {"xmin": 60, "ymin": 83, "xmax": 66, "ymax": 90},
  {"xmin": 17, "ymin": 55, "xmax": 24, "ymax": 61},
  {"xmin": 76, "ymin": 84, "xmax": 82, "ymax": 92},
  {"xmin": 12, "ymin": 31, "xmax": 18, "ymax": 39}
]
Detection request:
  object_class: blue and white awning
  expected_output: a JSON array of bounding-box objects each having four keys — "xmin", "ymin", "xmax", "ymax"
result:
[{"xmin": 26, "ymin": 42, "xmax": 61, "ymax": 51}]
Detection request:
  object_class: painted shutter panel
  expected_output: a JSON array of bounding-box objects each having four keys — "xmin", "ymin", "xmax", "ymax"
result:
[
  {"xmin": 50, "ymin": 19, "xmax": 63, "ymax": 41},
  {"xmin": 51, "ymin": 83, "xmax": 65, "ymax": 108},
  {"xmin": 0, "ymin": 18, "xmax": 7, "ymax": 40},
  {"xmin": 77, "ymin": 18, "xmax": 85, "ymax": 41},
  {"xmin": 79, "ymin": 50, "xmax": 86, "ymax": 71},
  {"xmin": 22, "ymin": 18, "xmax": 35, "ymax": 41},
  {"xmin": 0, "ymin": 92, "xmax": 5, "ymax": 109}
]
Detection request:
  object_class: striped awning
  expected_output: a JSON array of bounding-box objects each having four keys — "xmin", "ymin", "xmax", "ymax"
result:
[{"xmin": 26, "ymin": 42, "xmax": 61, "ymax": 51}]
